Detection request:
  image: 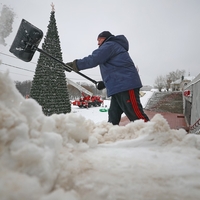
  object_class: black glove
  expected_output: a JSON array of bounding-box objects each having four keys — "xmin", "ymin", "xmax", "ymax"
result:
[
  {"xmin": 66, "ymin": 60, "xmax": 79, "ymax": 72},
  {"xmin": 96, "ymin": 81, "xmax": 106, "ymax": 90}
]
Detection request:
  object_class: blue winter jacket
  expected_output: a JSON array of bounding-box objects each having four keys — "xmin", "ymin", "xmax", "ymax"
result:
[{"xmin": 76, "ymin": 35, "xmax": 142, "ymax": 97}]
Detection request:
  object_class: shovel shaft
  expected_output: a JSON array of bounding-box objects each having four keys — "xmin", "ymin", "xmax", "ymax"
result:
[{"xmin": 36, "ymin": 47, "xmax": 98, "ymax": 84}]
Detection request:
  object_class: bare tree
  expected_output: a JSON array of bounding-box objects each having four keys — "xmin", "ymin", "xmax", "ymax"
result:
[
  {"xmin": 154, "ymin": 69, "xmax": 186, "ymax": 91},
  {"xmin": 67, "ymin": 82, "xmax": 105, "ymax": 100},
  {"xmin": 81, "ymin": 83, "xmax": 103, "ymax": 96},
  {"xmin": 81, "ymin": 83, "xmax": 93, "ymax": 94},
  {"xmin": 15, "ymin": 80, "xmax": 32, "ymax": 97},
  {"xmin": 67, "ymin": 84, "xmax": 81, "ymax": 100},
  {"xmin": 164, "ymin": 75, "xmax": 172, "ymax": 91},
  {"xmin": 154, "ymin": 75, "xmax": 165, "ymax": 92},
  {"xmin": 167, "ymin": 69, "xmax": 185, "ymax": 82}
]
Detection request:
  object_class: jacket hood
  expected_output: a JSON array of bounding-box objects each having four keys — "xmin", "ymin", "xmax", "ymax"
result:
[{"xmin": 107, "ymin": 35, "xmax": 129, "ymax": 51}]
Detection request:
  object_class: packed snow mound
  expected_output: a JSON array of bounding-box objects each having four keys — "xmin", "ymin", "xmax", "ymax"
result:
[
  {"xmin": 1, "ymin": 72, "xmax": 200, "ymax": 200},
  {"xmin": 92, "ymin": 114, "xmax": 199, "ymax": 150},
  {"xmin": 0, "ymin": 72, "xmax": 92, "ymax": 198}
]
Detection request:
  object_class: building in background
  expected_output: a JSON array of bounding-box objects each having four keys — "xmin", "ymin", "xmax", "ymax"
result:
[{"xmin": 170, "ymin": 75, "xmax": 195, "ymax": 91}]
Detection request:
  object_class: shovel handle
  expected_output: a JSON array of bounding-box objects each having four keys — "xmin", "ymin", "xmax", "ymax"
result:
[{"xmin": 36, "ymin": 47, "xmax": 98, "ymax": 84}]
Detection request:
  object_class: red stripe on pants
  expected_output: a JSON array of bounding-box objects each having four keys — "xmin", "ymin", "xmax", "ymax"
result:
[{"xmin": 129, "ymin": 90, "xmax": 147, "ymax": 121}]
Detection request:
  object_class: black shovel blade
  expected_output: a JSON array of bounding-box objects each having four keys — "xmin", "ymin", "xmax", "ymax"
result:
[{"xmin": 9, "ymin": 19, "xmax": 43, "ymax": 62}]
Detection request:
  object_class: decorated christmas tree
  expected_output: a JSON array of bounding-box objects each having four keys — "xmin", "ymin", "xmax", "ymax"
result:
[{"xmin": 30, "ymin": 4, "xmax": 71, "ymax": 115}]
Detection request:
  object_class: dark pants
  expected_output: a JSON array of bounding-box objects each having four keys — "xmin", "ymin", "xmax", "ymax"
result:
[{"xmin": 108, "ymin": 88, "xmax": 149, "ymax": 125}]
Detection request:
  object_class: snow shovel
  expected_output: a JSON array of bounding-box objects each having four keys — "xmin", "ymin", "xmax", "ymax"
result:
[{"xmin": 9, "ymin": 19, "xmax": 104, "ymax": 88}]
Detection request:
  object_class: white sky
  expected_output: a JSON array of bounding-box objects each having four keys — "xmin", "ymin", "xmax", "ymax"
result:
[
  {"xmin": 0, "ymin": 0, "xmax": 200, "ymax": 86},
  {"xmin": 1, "ymin": 71, "xmax": 200, "ymax": 199}
]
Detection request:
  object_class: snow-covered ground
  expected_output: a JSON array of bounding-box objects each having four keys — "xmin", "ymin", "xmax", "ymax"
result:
[
  {"xmin": 1, "ymin": 72, "xmax": 200, "ymax": 200},
  {"xmin": 71, "ymin": 90, "xmax": 154, "ymax": 123}
]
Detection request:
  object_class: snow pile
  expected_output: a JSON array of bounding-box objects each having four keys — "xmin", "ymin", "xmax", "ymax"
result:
[
  {"xmin": 1, "ymin": 71, "xmax": 200, "ymax": 200},
  {"xmin": 92, "ymin": 111, "xmax": 200, "ymax": 149},
  {"xmin": 0, "ymin": 72, "xmax": 94, "ymax": 199}
]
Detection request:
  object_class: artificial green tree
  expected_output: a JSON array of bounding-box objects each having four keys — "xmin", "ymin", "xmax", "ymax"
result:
[{"xmin": 30, "ymin": 5, "xmax": 71, "ymax": 115}]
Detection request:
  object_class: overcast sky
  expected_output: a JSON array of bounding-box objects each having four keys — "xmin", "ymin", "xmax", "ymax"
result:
[{"xmin": 0, "ymin": 0, "xmax": 200, "ymax": 86}]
